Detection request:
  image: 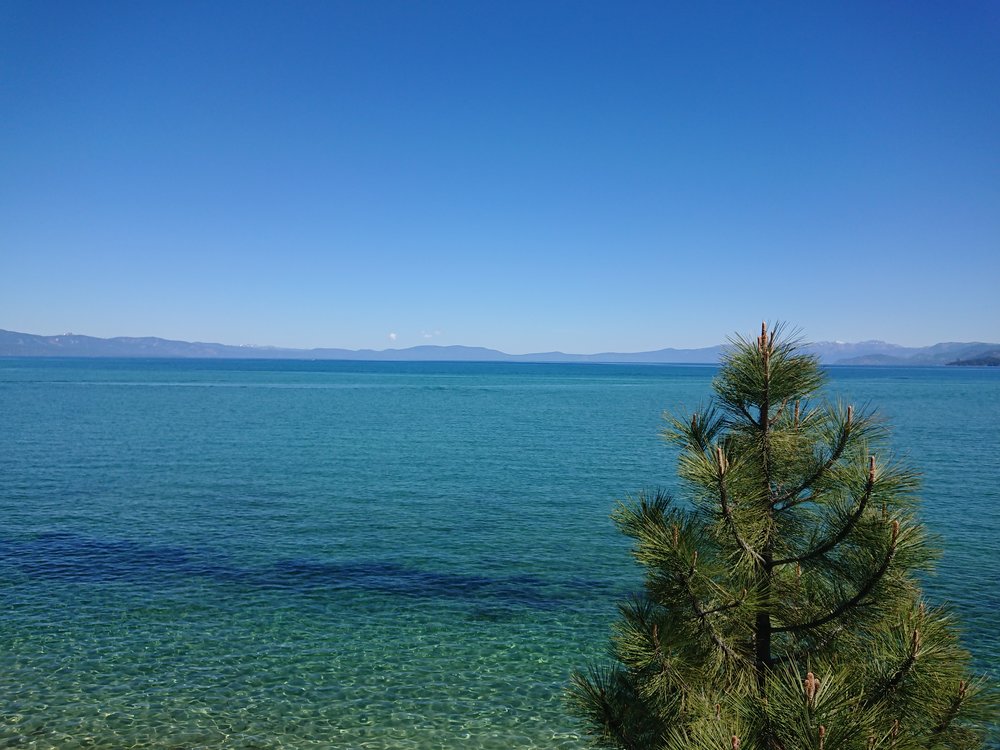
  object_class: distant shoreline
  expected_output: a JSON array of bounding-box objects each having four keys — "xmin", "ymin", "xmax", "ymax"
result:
[
  {"xmin": 2, "ymin": 328, "xmax": 999, "ymax": 366},
  {"xmin": 4, "ymin": 356, "xmax": 1000, "ymax": 372}
]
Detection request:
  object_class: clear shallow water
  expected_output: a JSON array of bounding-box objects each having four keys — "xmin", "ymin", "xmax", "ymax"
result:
[{"xmin": 1, "ymin": 359, "xmax": 997, "ymax": 749}]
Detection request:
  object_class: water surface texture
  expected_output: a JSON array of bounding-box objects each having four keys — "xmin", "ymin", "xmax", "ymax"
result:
[{"xmin": 1, "ymin": 360, "xmax": 997, "ymax": 748}]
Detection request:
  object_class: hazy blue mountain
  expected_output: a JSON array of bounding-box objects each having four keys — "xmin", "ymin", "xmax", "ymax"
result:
[
  {"xmin": 837, "ymin": 342, "xmax": 1000, "ymax": 366},
  {"xmin": 0, "ymin": 329, "xmax": 725, "ymax": 363},
  {"xmin": 1, "ymin": 329, "xmax": 997, "ymax": 365},
  {"xmin": 804, "ymin": 340, "xmax": 914, "ymax": 362},
  {"xmin": 0, "ymin": 330, "xmax": 261, "ymax": 358}
]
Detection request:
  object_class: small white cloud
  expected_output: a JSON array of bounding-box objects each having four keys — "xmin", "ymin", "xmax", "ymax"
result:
[{"xmin": 388, "ymin": 332, "xmax": 398, "ymax": 342}]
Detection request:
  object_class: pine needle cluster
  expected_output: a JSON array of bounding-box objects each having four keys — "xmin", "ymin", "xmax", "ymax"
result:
[{"xmin": 569, "ymin": 323, "xmax": 995, "ymax": 750}]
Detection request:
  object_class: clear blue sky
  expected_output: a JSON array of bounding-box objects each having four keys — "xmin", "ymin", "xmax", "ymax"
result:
[{"xmin": 2, "ymin": 1, "xmax": 998, "ymax": 352}]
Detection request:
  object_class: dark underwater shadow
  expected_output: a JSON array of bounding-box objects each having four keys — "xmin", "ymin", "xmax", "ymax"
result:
[{"xmin": 0, "ymin": 531, "xmax": 624, "ymax": 614}]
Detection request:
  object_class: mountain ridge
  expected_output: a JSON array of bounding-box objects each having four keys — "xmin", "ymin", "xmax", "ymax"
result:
[{"xmin": 1, "ymin": 329, "xmax": 997, "ymax": 366}]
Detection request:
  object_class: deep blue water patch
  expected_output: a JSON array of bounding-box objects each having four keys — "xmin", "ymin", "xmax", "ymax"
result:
[{"xmin": 1, "ymin": 532, "xmax": 621, "ymax": 612}]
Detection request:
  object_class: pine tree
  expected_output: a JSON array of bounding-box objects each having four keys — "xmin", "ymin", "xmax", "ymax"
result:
[{"xmin": 570, "ymin": 323, "xmax": 995, "ymax": 750}]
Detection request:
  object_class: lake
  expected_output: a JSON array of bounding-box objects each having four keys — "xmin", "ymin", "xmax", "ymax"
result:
[{"xmin": 1, "ymin": 359, "xmax": 997, "ymax": 748}]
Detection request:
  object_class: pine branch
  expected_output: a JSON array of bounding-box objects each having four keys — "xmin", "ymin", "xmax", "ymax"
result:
[
  {"xmin": 701, "ymin": 597, "xmax": 746, "ymax": 617},
  {"xmin": 716, "ymin": 445, "xmax": 763, "ymax": 564},
  {"xmin": 649, "ymin": 622, "xmax": 685, "ymax": 688},
  {"xmin": 678, "ymin": 559, "xmax": 746, "ymax": 666},
  {"xmin": 773, "ymin": 455, "xmax": 876, "ymax": 567},
  {"xmin": 773, "ymin": 520, "xmax": 900, "ymax": 634},
  {"xmin": 663, "ymin": 406, "xmax": 725, "ymax": 454},
  {"xmin": 613, "ymin": 596, "xmax": 694, "ymax": 700},
  {"xmin": 568, "ymin": 665, "xmax": 669, "ymax": 750},
  {"xmin": 881, "ymin": 628, "xmax": 921, "ymax": 696},
  {"xmin": 774, "ymin": 412, "xmax": 853, "ymax": 511},
  {"xmin": 786, "ymin": 624, "xmax": 845, "ymax": 662},
  {"xmin": 733, "ymin": 401, "xmax": 758, "ymax": 427},
  {"xmin": 930, "ymin": 680, "xmax": 968, "ymax": 736},
  {"xmin": 767, "ymin": 396, "xmax": 790, "ymax": 427}
]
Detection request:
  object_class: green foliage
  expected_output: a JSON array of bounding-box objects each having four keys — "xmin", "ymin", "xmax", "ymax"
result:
[{"xmin": 569, "ymin": 323, "xmax": 995, "ymax": 750}]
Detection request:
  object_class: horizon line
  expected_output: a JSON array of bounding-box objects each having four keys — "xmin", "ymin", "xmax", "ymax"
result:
[{"xmin": 2, "ymin": 327, "xmax": 997, "ymax": 359}]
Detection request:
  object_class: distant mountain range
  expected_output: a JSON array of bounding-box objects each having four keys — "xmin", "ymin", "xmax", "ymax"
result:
[{"xmin": 1, "ymin": 329, "xmax": 997, "ymax": 366}]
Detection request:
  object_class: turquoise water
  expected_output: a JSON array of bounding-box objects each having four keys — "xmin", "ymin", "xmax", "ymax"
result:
[{"xmin": 1, "ymin": 359, "xmax": 997, "ymax": 748}]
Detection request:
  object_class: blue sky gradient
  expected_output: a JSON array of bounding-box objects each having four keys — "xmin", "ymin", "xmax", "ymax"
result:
[{"xmin": 2, "ymin": 1, "xmax": 998, "ymax": 352}]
